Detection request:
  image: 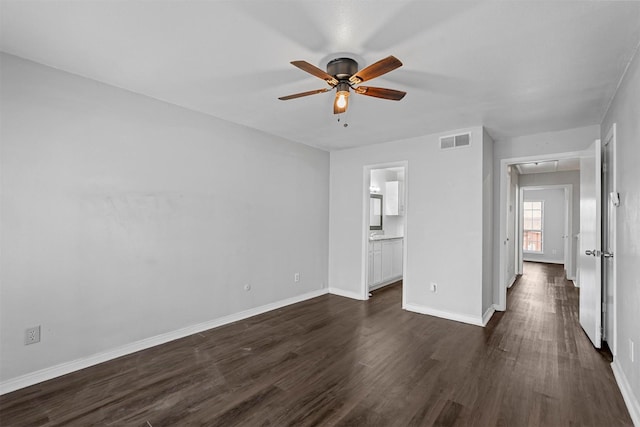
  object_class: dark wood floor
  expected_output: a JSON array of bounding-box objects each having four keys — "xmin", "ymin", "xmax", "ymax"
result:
[{"xmin": 0, "ymin": 262, "xmax": 632, "ymax": 426}]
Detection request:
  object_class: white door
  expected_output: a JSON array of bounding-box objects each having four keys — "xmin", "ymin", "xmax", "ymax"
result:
[
  {"xmin": 579, "ymin": 139, "xmax": 602, "ymax": 348},
  {"xmin": 506, "ymin": 167, "xmax": 517, "ymax": 281},
  {"xmin": 602, "ymin": 126, "xmax": 616, "ymax": 351},
  {"xmin": 563, "ymin": 190, "xmax": 570, "ymax": 278}
]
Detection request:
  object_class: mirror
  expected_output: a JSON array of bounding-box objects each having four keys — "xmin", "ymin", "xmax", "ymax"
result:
[{"xmin": 370, "ymin": 194, "xmax": 383, "ymax": 230}]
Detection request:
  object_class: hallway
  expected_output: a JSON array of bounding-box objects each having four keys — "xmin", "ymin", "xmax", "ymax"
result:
[
  {"xmin": 486, "ymin": 261, "xmax": 630, "ymax": 425},
  {"xmin": 0, "ymin": 263, "xmax": 632, "ymax": 426}
]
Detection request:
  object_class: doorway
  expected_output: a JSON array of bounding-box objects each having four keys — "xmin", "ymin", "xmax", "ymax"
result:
[
  {"xmin": 498, "ymin": 151, "xmax": 584, "ymax": 311},
  {"xmin": 362, "ymin": 162, "xmax": 408, "ymax": 304}
]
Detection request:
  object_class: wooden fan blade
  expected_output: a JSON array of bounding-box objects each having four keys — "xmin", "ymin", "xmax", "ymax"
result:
[
  {"xmin": 354, "ymin": 86, "xmax": 406, "ymax": 100},
  {"xmin": 349, "ymin": 56, "xmax": 403, "ymax": 84},
  {"xmin": 291, "ymin": 61, "xmax": 339, "ymax": 86},
  {"xmin": 278, "ymin": 88, "xmax": 330, "ymax": 100}
]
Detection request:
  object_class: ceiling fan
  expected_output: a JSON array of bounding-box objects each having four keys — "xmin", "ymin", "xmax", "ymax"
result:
[{"xmin": 278, "ymin": 56, "xmax": 406, "ymax": 114}]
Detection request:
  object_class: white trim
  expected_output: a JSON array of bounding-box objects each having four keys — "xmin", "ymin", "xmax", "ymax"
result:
[
  {"xmin": 482, "ymin": 305, "xmax": 496, "ymax": 326},
  {"xmin": 507, "ymin": 274, "xmax": 517, "ymax": 289},
  {"xmin": 0, "ymin": 288, "xmax": 328, "ymax": 395},
  {"xmin": 604, "ymin": 123, "xmax": 618, "ymax": 356},
  {"xmin": 404, "ymin": 303, "xmax": 484, "ymax": 327},
  {"xmin": 329, "ymin": 287, "xmax": 366, "ymax": 300},
  {"xmin": 362, "ymin": 161, "xmax": 409, "ymax": 305},
  {"xmin": 362, "ymin": 165, "xmax": 371, "ymax": 300},
  {"xmin": 611, "ymin": 359, "xmax": 640, "ymax": 426}
]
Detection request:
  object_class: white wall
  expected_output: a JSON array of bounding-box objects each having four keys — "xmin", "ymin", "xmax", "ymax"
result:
[
  {"xmin": 482, "ymin": 128, "xmax": 494, "ymax": 314},
  {"xmin": 493, "ymin": 125, "xmax": 600, "ymax": 306},
  {"xmin": 519, "ymin": 171, "xmax": 581, "ymax": 278},
  {"xmin": 0, "ymin": 54, "xmax": 330, "ymax": 385},
  {"xmin": 522, "ymin": 188, "xmax": 565, "ymax": 264},
  {"xmin": 329, "ymin": 127, "xmax": 491, "ymax": 325},
  {"xmin": 601, "ymin": 46, "xmax": 640, "ymax": 422},
  {"xmin": 506, "ymin": 167, "xmax": 519, "ymax": 282}
]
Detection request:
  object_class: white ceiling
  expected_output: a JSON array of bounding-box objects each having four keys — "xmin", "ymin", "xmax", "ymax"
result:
[{"xmin": 1, "ymin": 1, "xmax": 639, "ymax": 151}]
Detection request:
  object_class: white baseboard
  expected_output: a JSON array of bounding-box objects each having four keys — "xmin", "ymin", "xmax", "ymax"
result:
[
  {"xmin": 0, "ymin": 288, "xmax": 329, "ymax": 395},
  {"xmin": 482, "ymin": 305, "xmax": 496, "ymax": 326},
  {"xmin": 404, "ymin": 303, "xmax": 484, "ymax": 327},
  {"xmin": 523, "ymin": 257, "xmax": 564, "ymax": 264},
  {"xmin": 611, "ymin": 359, "xmax": 640, "ymax": 426},
  {"xmin": 507, "ymin": 275, "xmax": 517, "ymax": 289},
  {"xmin": 368, "ymin": 276, "xmax": 402, "ymax": 292},
  {"xmin": 328, "ymin": 287, "xmax": 366, "ymax": 300}
]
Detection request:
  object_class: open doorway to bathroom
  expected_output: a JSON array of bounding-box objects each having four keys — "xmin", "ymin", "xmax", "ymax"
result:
[{"xmin": 365, "ymin": 164, "xmax": 407, "ymax": 300}]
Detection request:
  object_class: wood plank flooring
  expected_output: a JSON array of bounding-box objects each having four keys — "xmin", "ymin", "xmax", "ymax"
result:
[{"xmin": 0, "ymin": 262, "xmax": 633, "ymax": 426}]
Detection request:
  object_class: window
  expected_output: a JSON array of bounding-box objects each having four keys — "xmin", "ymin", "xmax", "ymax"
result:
[{"xmin": 523, "ymin": 201, "xmax": 543, "ymax": 253}]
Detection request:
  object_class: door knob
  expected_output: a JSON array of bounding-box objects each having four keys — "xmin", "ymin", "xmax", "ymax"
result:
[
  {"xmin": 585, "ymin": 249, "xmax": 598, "ymax": 256},
  {"xmin": 602, "ymin": 251, "xmax": 614, "ymax": 258}
]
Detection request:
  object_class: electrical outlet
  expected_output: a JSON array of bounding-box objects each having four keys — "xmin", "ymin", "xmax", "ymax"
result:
[
  {"xmin": 430, "ymin": 282, "xmax": 438, "ymax": 293},
  {"xmin": 294, "ymin": 273, "xmax": 300, "ymax": 283},
  {"xmin": 630, "ymin": 338, "xmax": 635, "ymax": 363},
  {"xmin": 25, "ymin": 326, "xmax": 41, "ymax": 345},
  {"xmin": 244, "ymin": 284, "xmax": 251, "ymax": 291}
]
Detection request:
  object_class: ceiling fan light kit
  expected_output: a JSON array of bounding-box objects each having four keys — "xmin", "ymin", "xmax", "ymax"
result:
[{"xmin": 278, "ymin": 55, "xmax": 406, "ymax": 115}]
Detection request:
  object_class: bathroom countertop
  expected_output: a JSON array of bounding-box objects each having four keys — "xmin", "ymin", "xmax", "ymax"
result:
[{"xmin": 369, "ymin": 235, "xmax": 404, "ymax": 241}]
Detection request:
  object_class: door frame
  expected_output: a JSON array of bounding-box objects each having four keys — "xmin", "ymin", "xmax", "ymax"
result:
[
  {"xmin": 362, "ymin": 161, "xmax": 408, "ymax": 307},
  {"xmin": 518, "ymin": 184, "xmax": 573, "ymax": 276},
  {"xmin": 498, "ymin": 150, "xmax": 584, "ymax": 311},
  {"xmin": 603, "ymin": 123, "xmax": 617, "ymax": 354}
]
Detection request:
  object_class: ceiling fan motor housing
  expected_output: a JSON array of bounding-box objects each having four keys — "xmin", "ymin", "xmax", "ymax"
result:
[{"xmin": 327, "ymin": 58, "xmax": 358, "ymax": 80}]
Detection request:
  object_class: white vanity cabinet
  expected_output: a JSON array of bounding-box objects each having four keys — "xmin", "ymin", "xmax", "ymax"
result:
[
  {"xmin": 369, "ymin": 241, "xmax": 382, "ymax": 285},
  {"xmin": 391, "ymin": 239, "xmax": 403, "ymax": 278},
  {"xmin": 368, "ymin": 237, "xmax": 403, "ymax": 290},
  {"xmin": 381, "ymin": 241, "xmax": 394, "ymax": 282}
]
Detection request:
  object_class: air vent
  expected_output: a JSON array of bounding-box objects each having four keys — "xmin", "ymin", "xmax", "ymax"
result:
[{"xmin": 440, "ymin": 132, "xmax": 471, "ymax": 150}]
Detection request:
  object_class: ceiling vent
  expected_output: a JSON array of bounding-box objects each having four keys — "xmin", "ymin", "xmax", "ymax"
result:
[{"xmin": 440, "ymin": 132, "xmax": 471, "ymax": 150}]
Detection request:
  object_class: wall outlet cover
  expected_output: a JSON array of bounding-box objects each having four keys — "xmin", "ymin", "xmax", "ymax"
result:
[{"xmin": 25, "ymin": 326, "xmax": 41, "ymax": 345}]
